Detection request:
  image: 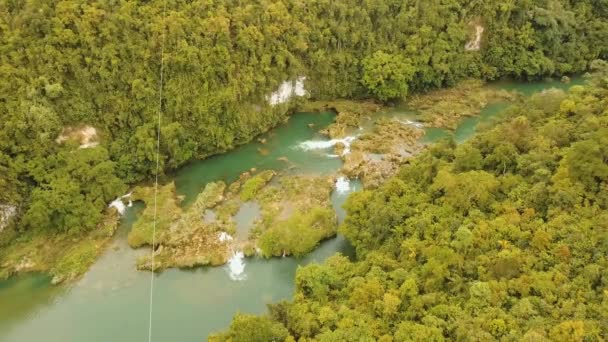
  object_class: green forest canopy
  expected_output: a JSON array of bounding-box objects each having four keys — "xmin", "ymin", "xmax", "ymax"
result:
[
  {"xmin": 1, "ymin": 0, "xmax": 607, "ymax": 237},
  {"xmin": 212, "ymin": 62, "xmax": 608, "ymax": 342}
]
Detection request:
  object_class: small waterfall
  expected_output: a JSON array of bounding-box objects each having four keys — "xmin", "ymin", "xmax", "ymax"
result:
[
  {"xmin": 465, "ymin": 25, "xmax": 484, "ymax": 51},
  {"xmin": 218, "ymin": 232, "xmax": 233, "ymax": 242},
  {"xmin": 335, "ymin": 176, "xmax": 351, "ymax": 194},
  {"xmin": 299, "ymin": 136, "xmax": 356, "ymax": 156},
  {"xmin": 268, "ymin": 77, "xmax": 307, "ymax": 106},
  {"xmin": 108, "ymin": 192, "xmax": 132, "ymax": 215},
  {"xmin": 108, "ymin": 198, "xmax": 126, "ymax": 215},
  {"xmin": 227, "ymin": 251, "xmax": 247, "ymax": 281}
]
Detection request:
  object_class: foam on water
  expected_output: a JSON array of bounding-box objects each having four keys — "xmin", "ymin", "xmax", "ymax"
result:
[
  {"xmin": 299, "ymin": 136, "xmax": 356, "ymax": 156},
  {"xmin": 227, "ymin": 251, "xmax": 247, "ymax": 281},
  {"xmin": 335, "ymin": 176, "xmax": 351, "ymax": 194},
  {"xmin": 397, "ymin": 119, "xmax": 424, "ymax": 128}
]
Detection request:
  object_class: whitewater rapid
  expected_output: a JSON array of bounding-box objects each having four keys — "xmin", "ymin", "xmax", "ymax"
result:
[
  {"xmin": 335, "ymin": 176, "xmax": 351, "ymax": 194},
  {"xmin": 108, "ymin": 192, "xmax": 133, "ymax": 215},
  {"xmin": 298, "ymin": 136, "xmax": 357, "ymax": 156}
]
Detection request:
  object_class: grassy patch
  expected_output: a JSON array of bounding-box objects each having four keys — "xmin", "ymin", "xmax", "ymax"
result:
[
  {"xmin": 0, "ymin": 211, "xmax": 119, "ymax": 283},
  {"xmin": 240, "ymin": 170, "xmax": 275, "ymax": 201},
  {"xmin": 129, "ymin": 181, "xmax": 235, "ymax": 271},
  {"xmin": 127, "ymin": 182, "xmax": 182, "ymax": 248},
  {"xmin": 49, "ymin": 240, "xmax": 97, "ymax": 283},
  {"xmin": 258, "ymin": 207, "xmax": 337, "ymax": 257},
  {"xmin": 251, "ymin": 175, "xmax": 337, "ymax": 257},
  {"xmin": 129, "ymin": 173, "xmax": 338, "ymax": 271},
  {"xmin": 190, "ymin": 181, "xmax": 226, "ymax": 212}
]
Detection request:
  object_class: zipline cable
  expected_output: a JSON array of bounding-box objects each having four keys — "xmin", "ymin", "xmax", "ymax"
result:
[{"xmin": 148, "ymin": 1, "xmax": 167, "ymax": 341}]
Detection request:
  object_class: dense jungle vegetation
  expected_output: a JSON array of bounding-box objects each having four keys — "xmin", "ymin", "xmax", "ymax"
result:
[
  {"xmin": 1, "ymin": 1, "xmax": 608, "ymax": 248},
  {"xmin": 213, "ymin": 62, "xmax": 608, "ymax": 341}
]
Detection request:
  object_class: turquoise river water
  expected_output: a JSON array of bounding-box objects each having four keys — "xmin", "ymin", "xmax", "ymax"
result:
[{"xmin": 0, "ymin": 77, "xmax": 584, "ymax": 341}]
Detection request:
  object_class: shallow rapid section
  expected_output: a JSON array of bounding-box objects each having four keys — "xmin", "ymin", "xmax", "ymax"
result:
[
  {"xmin": 298, "ymin": 136, "xmax": 357, "ymax": 156},
  {"xmin": 174, "ymin": 112, "xmax": 341, "ymax": 206},
  {"xmin": 335, "ymin": 176, "xmax": 351, "ymax": 194}
]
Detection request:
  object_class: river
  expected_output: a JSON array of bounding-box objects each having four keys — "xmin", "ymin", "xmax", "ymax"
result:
[{"xmin": 0, "ymin": 78, "xmax": 583, "ymax": 341}]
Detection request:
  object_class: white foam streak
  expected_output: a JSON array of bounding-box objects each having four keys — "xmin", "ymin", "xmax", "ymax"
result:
[
  {"xmin": 227, "ymin": 251, "xmax": 247, "ymax": 281},
  {"xmin": 397, "ymin": 119, "xmax": 424, "ymax": 128},
  {"xmin": 299, "ymin": 136, "xmax": 356, "ymax": 156}
]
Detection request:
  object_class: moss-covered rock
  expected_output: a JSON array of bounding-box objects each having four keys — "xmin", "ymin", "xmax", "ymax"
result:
[
  {"xmin": 135, "ymin": 230, "xmax": 228, "ymax": 271},
  {"xmin": 131, "ymin": 181, "xmax": 235, "ymax": 271},
  {"xmin": 302, "ymin": 99, "xmax": 382, "ymax": 138},
  {"xmin": 341, "ymin": 118, "xmax": 424, "ymax": 188},
  {"xmin": 130, "ymin": 172, "xmax": 338, "ymax": 271},
  {"xmin": 127, "ymin": 183, "xmax": 183, "ymax": 248},
  {"xmin": 191, "ymin": 181, "xmax": 226, "ymax": 212}
]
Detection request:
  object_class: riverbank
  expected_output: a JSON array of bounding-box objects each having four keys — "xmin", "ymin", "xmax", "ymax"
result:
[
  {"xmin": 0, "ymin": 111, "xmax": 360, "ymax": 341},
  {"xmin": 0, "ymin": 77, "xmax": 583, "ymax": 283},
  {"xmin": 0, "ymin": 76, "xmax": 589, "ymax": 341},
  {"xmin": 0, "ymin": 211, "xmax": 120, "ymax": 284},
  {"xmin": 0, "ymin": 110, "xmax": 340, "ymax": 283}
]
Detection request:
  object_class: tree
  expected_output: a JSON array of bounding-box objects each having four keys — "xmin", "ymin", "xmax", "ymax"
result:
[
  {"xmin": 453, "ymin": 144, "xmax": 483, "ymax": 171},
  {"xmin": 394, "ymin": 321, "xmax": 445, "ymax": 342},
  {"xmin": 214, "ymin": 314, "xmax": 289, "ymax": 342},
  {"xmin": 362, "ymin": 51, "xmax": 416, "ymax": 101},
  {"xmin": 22, "ymin": 148, "xmax": 125, "ymax": 233}
]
